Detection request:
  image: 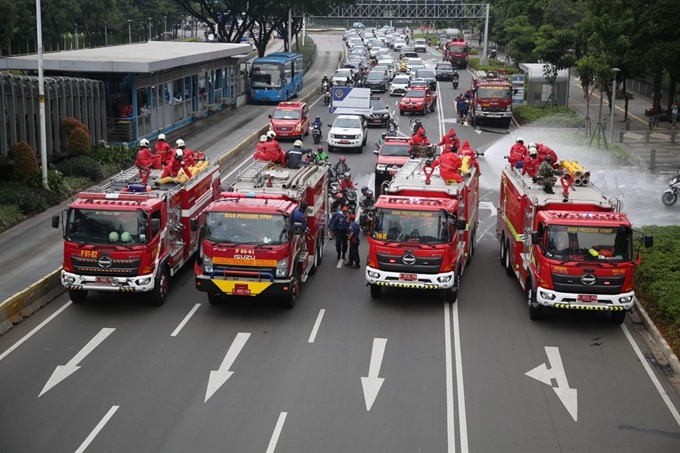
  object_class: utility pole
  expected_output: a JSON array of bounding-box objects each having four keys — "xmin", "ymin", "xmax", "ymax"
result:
[
  {"xmin": 104, "ymin": 22, "xmax": 108, "ymax": 46},
  {"xmin": 36, "ymin": 0, "xmax": 49, "ymax": 189},
  {"xmin": 288, "ymin": 8, "xmax": 292, "ymax": 52}
]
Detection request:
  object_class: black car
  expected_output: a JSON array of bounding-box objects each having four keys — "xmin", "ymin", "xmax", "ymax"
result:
[
  {"xmin": 364, "ymin": 70, "xmax": 389, "ymax": 93},
  {"xmin": 435, "ymin": 62, "xmax": 454, "ymax": 81},
  {"xmin": 363, "ymin": 98, "xmax": 392, "ymax": 127}
]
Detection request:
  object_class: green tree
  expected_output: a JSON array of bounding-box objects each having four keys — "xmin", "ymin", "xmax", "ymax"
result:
[
  {"xmin": 575, "ymin": 53, "xmax": 608, "ymax": 135},
  {"xmin": 503, "ymin": 16, "xmax": 537, "ymax": 66},
  {"xmin": 533, "ymin": 25, "xmax": 575, "ymax": 111},
  {"xmin": 0, "ymin": 0, "xmax": 17, "ymax": 55}
]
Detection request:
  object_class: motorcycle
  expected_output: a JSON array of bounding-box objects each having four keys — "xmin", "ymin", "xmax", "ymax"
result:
[
  {"xmin": 320, "ymin": 81, "xmax": 329, "ymax": 94},
  {"xmin": 342, "ymin": 189, "xmax": 358, "ymax": 214},
  {"xmin": 359, "ymin": 205, "xmax": 375, "ymax": 233},
  {"xmin": 662, "ymin": 171, "xmax": 680, "ymax": 206},
  {"xmin": 312, "ymin": 125, "xmax": 322, "ymax": 144},
  {"xmin": 452, "ymin": 78, "xmax": 459, "ymax": 89},
  {"xmin": 323, "ymin": 91, "xmax": 331, "ymax": 106},
  {"xmin": 490, "ymin": 49, "xmax": 497, "ymax": 59}
]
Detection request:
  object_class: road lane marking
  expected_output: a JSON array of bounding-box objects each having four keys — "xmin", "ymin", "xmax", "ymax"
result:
[
  {"xmin": 444, "ymin": 303, "xmax": 456, "ymax": 453},
  {"xmin": 205, "ymin": 332, "xmax": 251, "ymax": 402},
  {"xmin": 336, "ymin": 259, "xmax": 343, "ymax": 268},
  {"xmin": 74, "ymin": 405, "xmax": 119, "ymax": 453},
  {"xmin": 0, "ymin": 301, "xmax": 72, "ymax": 363},
  {"xmin": 453, "ymin": 302, "xmax": 469, "ymax": 453},
  {"xmin": 266, "ymin": 412, "xmax": 288, "ymax": 453},
  {"xmin": 40, "ymin": 327, "xmax": 116, "ymax": 397},
  {"xmin": 307, "ymin": 309, "xmax": 326, "ymax": 343},
  {"xmin": 526, "ymin": 346, "xmax": 578, "ymax": 421},
  {"xmin": 171, "ymin": 303, "xmax": 201, "ymax": 337},
  {"xmin": 621, "ymin": 323, "xmax": 680, "ymax": 426},
  {"xmin": 361, "ymin": 338, "xmax": 387, "ymax": 411}
]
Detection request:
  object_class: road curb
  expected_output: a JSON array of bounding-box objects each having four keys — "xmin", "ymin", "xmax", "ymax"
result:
[
  {"xmin": 0, "ymin": 268, "xmax": 64, "ymax": 336},
  {"xmin": 633, "ymin": 301, "xmax": 680, "ymax": 378}
]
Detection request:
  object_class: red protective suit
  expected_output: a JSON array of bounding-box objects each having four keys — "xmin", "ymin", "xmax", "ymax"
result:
[
  {"xmin": 458, "ymin": 141, "xmax": 480, "ymax": 174},
  {"xmin": 429, "ymin": 149, "xmax": 463, "ymax": 183},
  {"xmin": 155, "ymin": 141, "xmax": 172, "ymax": 164},
  {"xmin": 176, "ymin": 148, "xmax": 196, "ymax": 167},
  {"xmin": 161, "ymin": 155, "xmax": 193, "ymax": 179},
  {"xmin": 508, "ymin": 143, "xmax": 527, "ymax": 168},
  {"xmin": 437, "ymin": 128, "xmax": 461, "ymax": 150},
  {"xmin": 537, "ymin": 143, "xmax": 559, "ymax": 169},
  {"xmin": 522, "ymin": 155, "xmax": 540, "ymax": 177},
  {"xmin": 254, "ymin": 141, "xmax": 267, "ymax": 161},
  {"xmin": 410, "ymin": 127, "xmax": 430, "ymax": 146},
  {"xmin": 135, "ymin": 147, "xmax": 161, "ymax": 170},
  {"xmin": 263, "ymin": 139, "xmax": 286, "ymax": 165},
  {"xmin": 340, "ymin": 178, "xmax": 355, "ymax": 191}
]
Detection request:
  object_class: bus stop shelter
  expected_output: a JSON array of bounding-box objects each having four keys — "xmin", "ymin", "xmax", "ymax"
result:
[
  {"xmin": 519, "ymin": 63, "xmax": 570, "ymax": 107},
  {"xmin": 0, "ymin": 41, "xmax": 251, "ymax": 146}
]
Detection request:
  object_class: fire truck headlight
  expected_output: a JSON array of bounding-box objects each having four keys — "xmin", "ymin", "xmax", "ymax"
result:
[
  {"xmin": 506, "ymin": 105, "xmax": 512, "ymax": 112},
  {"xmin": 63, "ymin": 275, "xmax": 76, "ymax": 284},
  {"xmin": 367, "ymin": 270, "xmax": 380, "ymax": 278},
  {"xmin": 539, "ymin": 291, "xmax": 556, "ymax": 300},
  {"xmin": 136, "ymin": 276, "xmax": 153, "ymax": 286},
  {"xmin": 276, "ymin": 258, "xmax": 288, "ymax": 277},
  {"xmin": 618, "ymin": 295, "xmax": 634, "ymax": 304},
  {"xmin": 437, "ymin": 275, "xmax": 452, "ymax": 283},
  {"xmin": 203, "ymin": 256, "xmax": 213, "ymax": 273}
]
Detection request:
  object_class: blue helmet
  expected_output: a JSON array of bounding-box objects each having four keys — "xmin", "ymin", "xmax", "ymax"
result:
[{"xmin": 337, "ymin": 210, "xmax": 342, "ymax": 216}]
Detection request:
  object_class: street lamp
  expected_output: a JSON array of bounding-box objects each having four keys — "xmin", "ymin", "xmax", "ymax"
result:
[
  {"xmin": 104, "ymin": 22, "xmax": 108, "ymax": 46},
  {"xmin": 164, "ymin": 16, "xmax": 167, "ymax": 41},
  {"xmin": 128, "ymin": 20, "xmax": 132, "ymax": 43},
  {"xmin": 147, "ymin": 18, "xmax": 152, "ymax": 41},
  {"xmin": 609, "ymin": 67, "xmax": 621, "ymax": 142},
  {"xmin": 74, "ymin": 23, "xmax": 78, "ymax": 49}
]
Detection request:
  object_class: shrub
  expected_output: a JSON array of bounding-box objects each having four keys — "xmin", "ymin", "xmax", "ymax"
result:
[
  {"xmin": 11, "ymin": 141, "xmax": 41, "ymax": 186},
  {"xmin": 0, "ymin": 204, "xmax": 24, "ymax": 230},
  {"xmin": 467, "ymin": 57, "xmax": 519, "ymax": 75},
  {"xmin": 513, "ymin": 105, "xmax": 583, "ymax": 128},
  {"xmin": 54, "ymin": 155, "xmax": 103, "ymax": 181},
  {"xmin": 47, "ymin": 167, "xmax": 66, "ymax": 194},
  {"xmin": 90, "ymin": 144, "xmax": 137, "ymax": 169},
  {"xmin": 60, "ymin": 117, "xmax": 89, "ymax": 135},
  {"xmin": 297, "ymin": 36, "xmax": 317, "ymax": 72},
  {"xmin": 67, "ymin": 126, "xmax": 92, "ymax": 156},
  {"xmin": 0, "ymin": 182, "xmax": 61, "ymax": 215}
]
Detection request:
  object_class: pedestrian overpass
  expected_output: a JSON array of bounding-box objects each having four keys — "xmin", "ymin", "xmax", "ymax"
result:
[{"xmin": 295, "ymin": 2, "xmax": 489, "ymax": 20}]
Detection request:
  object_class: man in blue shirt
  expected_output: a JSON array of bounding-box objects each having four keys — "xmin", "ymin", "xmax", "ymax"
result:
[
  {"xmin": 346, "ymin": 214, "xmax": 361, "ymax": 268},
  {"xmin": 292, "ymin": 202, "xmax": 308, "ymax": 231},
  {"xmin": 329, "ymin": 206, "xmax": 350, "ymax": 260}
]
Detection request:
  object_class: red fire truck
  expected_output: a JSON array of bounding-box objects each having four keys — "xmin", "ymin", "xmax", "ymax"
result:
[
  {"xmin": 194, "ymin": 161, "xmax": 328, "ymax": 308},
  {"xmin": 365, "ymin": 158, "xmax": 480, "ymax": 302},
  {"xmin": 471, "ymin": 71, "xmax": 514, "ymax": 129},
  {"xmin": 497, "ymin": 162, "xmax": 653, "ymax": 323},
  {"xmin": 52, "ymin": 161, "xmax": 220, "ymax": 306},
  {"xmin": 444, "ymin": 38, "xmax": 469, "ymax": 69}
]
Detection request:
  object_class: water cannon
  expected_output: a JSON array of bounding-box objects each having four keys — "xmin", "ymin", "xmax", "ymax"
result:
[{"xmin": 422, "ymin": 161, "xmax": 434, "ymax": 185}]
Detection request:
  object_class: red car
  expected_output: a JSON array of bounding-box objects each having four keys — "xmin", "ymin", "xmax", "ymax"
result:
[
  {"xmin": 399, "ymin": 87, "xmax": 436, "ymax": 115},
  {"xmin": 268, "ymin": 101, "xmax": 310, "ymax": 140},
  {"xmin": 373, "ymin": 137, "xmax": 412, "ymax": 194}
]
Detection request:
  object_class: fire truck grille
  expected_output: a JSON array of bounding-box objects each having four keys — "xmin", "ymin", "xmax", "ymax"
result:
[
  {"xmin": 484, "ymin": 107, "xmax": 506, "ymax": 112},
  {"xmin": 212, "ymin": 265, "xmax": 277, "ymax": 278},
  {"xmin": 376, "ymin": 254, "xmax": 442, "ymax": 274},
  {"xmin": 551, "ymin": 274, "xmax": 625, "ymax": 295},
  {"xmin": 71, "ymin": 256, "xmax": 141, "ymax": 276}
]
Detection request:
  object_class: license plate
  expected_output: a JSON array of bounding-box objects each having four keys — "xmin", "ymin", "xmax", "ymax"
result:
[
  {"xmin": 577, "ymin": 294, "xmax": 597, "ymax": 302},
  {"xmin": 96, "ymin": 277, "xmax": 113, "ymax": 284},
  {"xmin": 233, "ymin": 284, "xmax": 251, "ymax": 296},
  {"xmin": 373, "ymin": 119, "xmax": 382, "ymax": 123},
  {"xmin": 340, "ymin": 140, "xmax": 350, "ymax": 144},
  {"xmin": 400, "ymin": 273, "xmax": 417, "ymax": 281}
]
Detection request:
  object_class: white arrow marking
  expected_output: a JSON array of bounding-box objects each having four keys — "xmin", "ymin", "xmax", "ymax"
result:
[
  {"xmin": 479, "ymin": 201, "xmax": 498, "ymax": 217},
  {"xmin": 526, "ymin": 346, "xmax": 578, "ymax": 421},
  {"xmin": 205, "ymin": 332, "xmax": 250, "ymax": 402},
  {"xmin": 39, "ymin": 327, "xmax": 115, "ymax": 397},
  {"xmin": 361, "ymin": 338, "xmax": 387, "ymax": 411}
]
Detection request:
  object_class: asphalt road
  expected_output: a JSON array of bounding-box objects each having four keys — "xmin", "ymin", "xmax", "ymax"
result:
[{"xmin": 1, "ymin": 35, "xmax": 679, "ymax": 453}]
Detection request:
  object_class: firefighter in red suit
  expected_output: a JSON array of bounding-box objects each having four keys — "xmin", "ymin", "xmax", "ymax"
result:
[
  {"xmin": 135, "ymin": 139, "xmax": 161, "ymax": 183},
  {"xmin": 508, "ymin": 137, "xmax": 527, "ymax": 168},
  {"xmin": 161, "ymin": 149, "xmax": 193, "ymax": 179},
  {"xmin": 155, "ymin": 134, "xmax": 173, "ymax": 164},
  {"xmin": 254, "ymin": 135, "xmax": 268, "ymax": 161},
  {"xmin": 522, "ymin": 146, "xmax": 540, "ymax": 178},
  {"xmin": 410, "ymin": 127, "xmax": 430, "ymax": 146},
  {"xmin": 175, "ymin": 139, "xmax": 196, "ymax": 167},
  {"xmin": 264, "ymin": 131, "xmax": 286, "ymax": 165},
  {"xmin": 534, "ymin": 143, "xmax": 559, "ymax": 169},
  {"xmin": 458, "ymin": 140, "xmax": 480, "ymax": 174},
  {"xmin": 437, "ymin": 128, "xmax": 461, "ymax": 151},
  {"xmin": 428, "ymin": 147, "xmax": 463, "ymax": 184}
]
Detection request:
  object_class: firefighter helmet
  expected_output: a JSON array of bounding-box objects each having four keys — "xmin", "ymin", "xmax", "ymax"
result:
[
  {"xmin": 139, "ymin": 139, "xmax": 150, "ymax": 148},
  {"xmin": 176, "ymin": 139, "xmax": 186, "ymax": 148}
]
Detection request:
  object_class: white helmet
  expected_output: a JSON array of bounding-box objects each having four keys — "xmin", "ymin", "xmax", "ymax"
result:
[
  {"xmin": 528, "ymin": 146, "xmax": 538, "ymax": 156},
  {"xmin": 267, "ymin": 131, "xmax": 277, "ymax": 139},
  {"xmin": 120, "ymin": 232, "xmax": 131, "ymax": 243},
  {"xmin": 158, "ymin": 134, "xmax": 166, "ymax": 141},
  {"xmin": 528, "ymin": 143, "xmax": 537, "ymax": 151},
  {"xmin": 139, "ymin": 138, "xmax": 150, "ymax": 148},
  {"xmin": 294, "ymin": 140, "xmax": 303, "ymax": 147},
  {"xmin": 176, "ymin": 139, "xmax": 185, "ymax": 148},
  {"xmin": 516, "ymin": 137, "xmax": 524, "ymax": 144},
  {"xmin": 174, "ymin": 149, "xmax": 184, "ymax": 160},
  {"xmin": 108, "ymin": 231, "xmax": 119, "ymax": 242},
  {"xmin": 260, "ymin": 135, "xmax": 267, "ymax": 142}
]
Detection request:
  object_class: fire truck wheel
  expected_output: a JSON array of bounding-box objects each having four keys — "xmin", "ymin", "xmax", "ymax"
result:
[
  {"xmin": 149, "ymin": 266, "xmax": 169, "ymax": 306},
  {"xmin": 527, "ymin": 284, "xmax": 542, "ymax": 320},
  {"xmin": 68, "ymin": 289, "xmax": 88, "ymax": 304},
  {"xmin": 499, "ymin": 234, "xmax": 506, "ymax": 267},
  {"xmin": 466, "ymin": 229, "xmax": 476, "ymax": 266},
  {"xmin": 370, "ymin": 284, "xmax": 382, "ymax": 299},
  {"xmin": 611, "ymin": 310, "xmax": 626, "ymax": 324},
  {"xmin": 309, "ymin": 238, "xmax": 322, "ymax": 275},
  {"xmin": 283, "ymin": 267, "xmax": 300, "ymax": 309},
  {"xmin": 504, "ymin": 239, "xmax": 514, "ymax": 277},
  {"xmin": 207, "ymin": 292, "xmax": 223, "ymax": 305}
]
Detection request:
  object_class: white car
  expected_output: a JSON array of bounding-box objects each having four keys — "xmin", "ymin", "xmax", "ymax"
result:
[
  {"xmin": 377, "ymin": 58, "xmax": 396, "ymax": 78},
  {"xmin": 406, "ymin": 58, "xmax": 425, "ymax": 74},
  {"xmin": 393, "ymin": 40, "xmax": 406, "ymax": 51},
  {"xmin": 390, "ymin": 75, "xmax": 411, "ymax": 96},
  {"xmin": 327, "ymin": 115, "xmax": 368, "ymax": 153},
  {"xmin": 332, "ymin": 68, "xmax": 354, "ymax": 86},
  {"xmin": 413, "ymin": 39, "xmax": 427, "ymax": 53},
  {"xmin": 369, "ymin": 44, "xmax": 385, "ymax": 58}
]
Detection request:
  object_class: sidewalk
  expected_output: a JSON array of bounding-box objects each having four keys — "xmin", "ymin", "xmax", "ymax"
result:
[{"xmin": 464, "ymin": 32, "xmax": 680, "ymax": 171}]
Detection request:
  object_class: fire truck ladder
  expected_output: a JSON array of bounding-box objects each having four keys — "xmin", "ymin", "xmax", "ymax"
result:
[
  {"xmin": 235, "ymin": 161, "xmax": 274, "ymax": 187},
  {"xmin": 521, "ymin": 195, "xmax": 538, "ymax": 272}
]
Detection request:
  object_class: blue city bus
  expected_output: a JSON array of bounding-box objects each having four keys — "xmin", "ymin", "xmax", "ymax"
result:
[{"xmin": 250, "ymin": 52, "xmax": 304, "ymax": 102}]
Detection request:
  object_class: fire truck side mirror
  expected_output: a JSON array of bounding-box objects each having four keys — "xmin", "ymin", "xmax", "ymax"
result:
[
  {"xmin": 456, "ymin": 218, "xmax": 467, "ymax": 230},
  {"xmin": 51, "ymin": 215, "xmax": 60, "ymax": 229},
  {"xmin": 531, "ymin": 232, "xmax": 540, "ymax": 245},
  {"xmin": 292, "ymin": 222, "xmax": 304, "ymax": 236},
  {"xmin": 644, "ymin": 235, "xmax": 653, "ymax": 248},
  {"xmin": 190, "ymin": 218, "xmax": 198, "ymax": 232}
]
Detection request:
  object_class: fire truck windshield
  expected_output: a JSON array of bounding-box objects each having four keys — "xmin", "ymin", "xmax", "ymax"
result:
[
  {"xmin": 66, "ymin": 209, "xmax": 147, "ymax": 245},
  {"xmin": 544, "ymin": 225, "xmax": 632, "ymax": 261},
  {"xmin": 447, "ymin": 45, "xmax": 467, "ymax": 53},
  {"xmin": 206, "ymin": 212, "xmax": 288, "ymax": 245},
  {"xmin": 477, "ymin": 86, "xmax": 511, "ymax": 99},
  {"xmin": 371, "ymin": 209, "xmax": 450, "ymax": 244}
]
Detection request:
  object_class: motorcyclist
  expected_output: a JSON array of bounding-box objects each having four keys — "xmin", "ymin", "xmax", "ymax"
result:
[
  {"xmin": 175, "ymin": 139, "xmax": 196, "ymax": 167},
  {"xmin": 427, "ymin": 147, "xmax": 463, "ymax": 184},
  {"xmin": 522, "ymin": 145, "xmax": 540, "ymax": 178},
  {"xmin": 334, "ymin": 156, "xmax": 350, "ymax": 175},
  {"xmin": 330, "ymin": 193, "xmax": 345, "ymax": 213},
  {"xmin": 508, "ymin": 137, "xmax": 527, "ymax": 169},
  {"xmin": 340, "ymin": 172, "xmax": 356, "ymax": 191},
  {"xmin": 377, "ymin": 132, "xmax": 387, "ymax": 148},
  {"xmin": 285, "ymin": 140, "xmax": 312, "ymax": 169},
  {"xmin": 314, "ymin": 146, "xmax": 329, "ymax": 163},
  {"xmin": 411, "ymin": 118, "xmax": 423, "ymax": 136},
  {"xmin": 135, "ymin": 139, "xmax": 162, "ymax": 183},
  {"xmin": 155, "ymin": 134, "xmax": 173, "ymax": 164},
  {"xmin": 437, "ymin": 128, "xmax": 460, "ymax": 151},
  {"xmin": 161, "ymin": 149, "xmax": 193, "ymax": 179},
  {"xmin": 254, "ymin": 135, "xmax": 267, "ymax": 161},
  {"xmin": 264, "ymin": 131, "xmax": 286, "ymax": 165},
  {"xmin": 311, "ymin": 115, "xmax": 323, "ymax": 129},
  {"xmin": 452, "ymin": 70, "xmax": 459, "ymax": 82},
  {"xmin": 360, "ymin": 189, "xmax": 375, "ymax": 209}
]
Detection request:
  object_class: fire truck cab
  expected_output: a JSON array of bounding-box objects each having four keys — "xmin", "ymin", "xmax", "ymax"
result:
[{"xmin": 471, "ymin": 71, "xmax": 514, "ymax": 129}]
